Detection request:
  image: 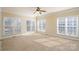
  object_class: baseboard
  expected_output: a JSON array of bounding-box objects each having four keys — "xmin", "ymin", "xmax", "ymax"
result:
[
  {"xmin": 0, "ymin": 34, "xmax": 22, "ymax": 40},
  {"xmin": 39, "ymin": 33, "xmax": 79, "ymax": 41},
  {"xmin": 0, "ymin": 32, "xmax": 36, "ymax": 40},
  {"xmin": 1, "ymin": 32, "xmax": 79, "ymax": 41}
]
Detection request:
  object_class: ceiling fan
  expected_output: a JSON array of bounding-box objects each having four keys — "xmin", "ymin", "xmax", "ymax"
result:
[{"xmin": 33, "ymin": 7, "xmax": 46, "ymax": 14}]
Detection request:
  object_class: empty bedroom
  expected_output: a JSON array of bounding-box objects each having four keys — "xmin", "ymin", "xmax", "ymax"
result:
[{"xmin": 0, "ymin": 7, "xmax": 79, "ymax": 51}]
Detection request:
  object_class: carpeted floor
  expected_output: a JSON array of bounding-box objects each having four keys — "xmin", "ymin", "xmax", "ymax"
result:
[{"xmin": 1, "ymin": 33, "xmax": 79, "ymax": 51}]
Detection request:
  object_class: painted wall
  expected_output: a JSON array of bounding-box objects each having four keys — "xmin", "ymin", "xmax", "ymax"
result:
[{"xmin": 38, "ymin": 8, "xmax": 79, "ymax": 39}]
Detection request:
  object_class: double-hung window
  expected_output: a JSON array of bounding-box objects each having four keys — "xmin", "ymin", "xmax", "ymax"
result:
[
  {"xmin": 3, "ymin": 17, "xmax": 13, "ymax": 36},
  {"xmin": 57, "ymin": 16, "xmax": 78, "ymax": 37},
  {"xmin": 26, "ymin": 20, "xmax": 35, "ymax": 32},
  {"xmin": 38, "ymin": 20, "xmax": 46, "ymax": 32},
  {"xmin": 3, "ymin": 17, "xmax": 21, "ymax": 36},
  {"xmin": 67, "ymin": 16, "xmax": 78, "ymax": 36},
  {"xmin": 15, "ymin": 18, "xmax": 21, "ymax": 33},
  {"xmin": 57, "ymin": 17, "xmax": 66, "ymax": 35}
]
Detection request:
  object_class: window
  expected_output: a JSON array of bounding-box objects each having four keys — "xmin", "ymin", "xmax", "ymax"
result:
[
  {"xmin": 38, "ymin": 20, "xmax": 46, "ymax": 32},
  {"xmin": 3, "ymin": 17, "xmax": 13, "ymax": 36},
  {"xmin": 57, "ymin": 17, "xmax": 65, "ymax": 34},
  {"xmin": 26, "ymin": 20, "xmax": 35, "ymax": 32},
  {"xmin": 57, "ymin": 16, "xmax": 78, "ymax": 37},
  {"xmin": 15, "ymin": 18, "xmax": 21, "ymax": 33},
  {"xmin": 67, "ymin": 16, "xmax": 78, "ymax": 36},
  {"xmin": 3, "ymin": 17, "xmax": 21, "ymax": 36}
]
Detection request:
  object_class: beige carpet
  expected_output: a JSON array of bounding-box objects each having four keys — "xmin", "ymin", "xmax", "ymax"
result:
[
  {"xmin": 1, "ymin": 33, "xmax": 79, "ymax": 51},
  {"xmin": 34, "ymin": 37, "xmax": 74, "ymax": 47}
]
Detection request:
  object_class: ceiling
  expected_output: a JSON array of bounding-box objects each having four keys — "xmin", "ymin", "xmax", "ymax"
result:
[{"xmin": 3, "ymin": 7, "xmax": 73, "ymax": 17}]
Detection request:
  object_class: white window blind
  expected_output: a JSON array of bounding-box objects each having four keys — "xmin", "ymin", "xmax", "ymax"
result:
[
  {"xmin": 26, "ymin": 20, "xmax": 35, "ymax": 32},
  {"xmin": 3, "ymin": 17, "xmax": 21, "ymax": 36},
  {"xmin": 38, "ymin": 20, "xmax": 46, "ymax": 32},
  {"xmin": 57, "ymin": 16, "xmax": 78, "ymax": 37}
]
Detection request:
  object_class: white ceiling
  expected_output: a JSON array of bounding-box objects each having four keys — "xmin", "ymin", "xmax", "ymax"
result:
[{"xmin": 3, "ymin": 7, "xmax": 73, "ymax": 17}]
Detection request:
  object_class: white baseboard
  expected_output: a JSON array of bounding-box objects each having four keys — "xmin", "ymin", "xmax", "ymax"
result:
[
  {"xmin": 43, "ymin": 33, "xmax": 79, "ymax": 40},
  {"xmin": 0, "ymin": 32, "xmax": 36, "ymax": 40},
  {"xmin": 0, "ymin": 34, "xmax": 22, "ymax": 40}
]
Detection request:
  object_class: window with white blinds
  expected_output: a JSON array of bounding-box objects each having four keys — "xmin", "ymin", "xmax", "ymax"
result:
[
  {"xmin": 3, "ymin": 17, "xmax": 21, "ymax": 36},
  {"xmin": 26, "ymin": 20, "xmax": 35, "ymax": 32},
  {"xmin": 57, "ymin": 16, "xmax": 78, "ymax": 37},
  {"xmin": 38, "ymin": 20, "xmax": 46, "ymax": 32},
  {"xmin": 3, "ymin": 17, "xmax": 13, "ymax": 36}
]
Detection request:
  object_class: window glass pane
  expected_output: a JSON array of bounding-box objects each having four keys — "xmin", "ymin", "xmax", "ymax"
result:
[
  {"xmin": 38, "ymin": 20, "xmax": 46, "ymax": 32},
  {"xmin": 26, "ymin": 20, "xmax": 35, "ymax": 32},
  {"xmin": 57, "ymin": 16, "xmax": 78, "ymax": 36},
  {"xmin": 27, "ymin": 20, "xmax": 31, "ymax": 31},
  {"xmin": 57, "ymin": 17, "xmax": 65, "ymax": 34},
  {"xmin": 31, "ymin": 21, "xmax": 35, "ymax": 31},
  {"xmin": 3, "ymin": 17, "xmax": 13, "ymax": 36},
  {"xmin": 67, "ymin": 16, "xmax": 77, "ymax": 36},
  {"xmin": 15, "ymin": 18, "xmax": 21, "ymax": 33}
]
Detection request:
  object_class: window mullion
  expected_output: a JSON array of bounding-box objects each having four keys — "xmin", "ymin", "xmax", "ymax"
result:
[{"xmin": 65, "ymin": 17, "xmax": 68, "ymax": 35}]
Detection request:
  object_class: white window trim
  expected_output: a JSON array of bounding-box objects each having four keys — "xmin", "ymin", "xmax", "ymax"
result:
[
  {"xmin": 57, "ymin": 17, "xmax": 66, "ymax": 35},
  {"xmin": 57, "ymin": 16, "xmax": 78, "ymax": 37},
  {"xmin": 3, "ymin": 17, "xmax": 21, "ymax": 36},
  {"xmin": 37, "ymin": 20, "xmax": 46, "ymax": 32},
  {"xmin": 26, "ymin": 20, "xmax": 35, "ymax": 32}
]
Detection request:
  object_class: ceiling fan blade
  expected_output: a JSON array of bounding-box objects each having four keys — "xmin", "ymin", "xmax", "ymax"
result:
[
  {"xmin": 33, "ymin": 7, "xmax": 46, "ymax": 15},
  {"xmin": 40, "ymin": 10, "xmax": 46, "ymax": 12}
]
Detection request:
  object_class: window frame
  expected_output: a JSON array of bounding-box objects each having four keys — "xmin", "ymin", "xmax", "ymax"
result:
[
  {"xmin": 37, "ymin": 19, "xmax": 46, "ymax": 32},
  {"xmin": 57, "ymin": 16, "xmax": 78, "ymax": 37},
  {"xmin": 26, "ymin": 20, "xmax": 35, "ymax": 32}
]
